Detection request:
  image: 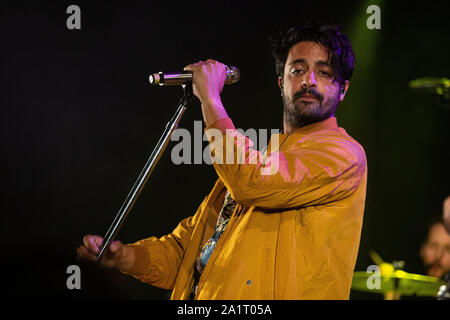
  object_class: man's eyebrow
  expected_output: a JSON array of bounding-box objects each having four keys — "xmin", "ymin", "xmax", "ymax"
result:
[
  {"xmin": 288, "ymin": 58, "xmax": 306, "ymax": 66},
  {"xmin": 289, "ymin": 58, "xmax": 331, "ymax": 67},
  {"xmin": 316, "ymin": 60, "xmax": 330, "ymax": 67}
]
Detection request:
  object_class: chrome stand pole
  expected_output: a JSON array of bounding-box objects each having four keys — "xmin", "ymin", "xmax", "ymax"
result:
[{"xmin": 97, "ymin": 84, "xmax": 193, "ymax": 261}]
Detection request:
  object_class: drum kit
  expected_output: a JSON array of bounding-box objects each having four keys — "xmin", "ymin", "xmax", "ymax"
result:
[
  {"xmin": 351, "ymin": 79, "xmax": 450, "ymax": 300},
  {"xmin": 351, "ymin": 251, "xmax": 450, "ymax": 300}
]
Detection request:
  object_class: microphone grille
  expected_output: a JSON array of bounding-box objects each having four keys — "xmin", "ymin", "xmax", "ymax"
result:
[{"xmin": 225, "ymin": 66, "xmax": 240, "ymax": 85}]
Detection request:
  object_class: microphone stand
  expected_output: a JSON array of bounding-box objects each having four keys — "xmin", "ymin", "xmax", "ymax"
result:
[{"xmin": 97, "ymin": 84, "xmax": 193, "ymax": 261}]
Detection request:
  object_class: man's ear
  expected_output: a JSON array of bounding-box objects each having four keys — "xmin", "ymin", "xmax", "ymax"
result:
[
  {"xmin": 278, "ymin": 76, "xmax": 283, "ymax": 90},
  {"xmin": 339, "ymin": 80, "xmax": 350, "ymax": 101}
]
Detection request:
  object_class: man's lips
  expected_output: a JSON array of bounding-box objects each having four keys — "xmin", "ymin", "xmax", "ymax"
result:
[{"xmin": 297, "ymin": 94, "xmax": 319, "ymax": 101}]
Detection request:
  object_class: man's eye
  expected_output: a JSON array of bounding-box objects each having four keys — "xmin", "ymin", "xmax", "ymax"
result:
[
  {"xmin": 319, "ymin": 70, "xmax": 331, "ymax": 77},
  {"xmin": 292, "ymin": 69, "xmax": 303, "ymax": 74}
]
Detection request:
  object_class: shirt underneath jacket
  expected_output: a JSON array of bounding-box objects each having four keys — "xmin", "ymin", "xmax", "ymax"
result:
[{"xmin": 121, "ymin": 116, "xmax": 368, "ymax": 300}]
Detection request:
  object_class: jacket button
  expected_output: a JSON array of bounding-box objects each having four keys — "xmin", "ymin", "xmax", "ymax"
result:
[{"xmin": 246, "ymin": 280, "xmax": 252, "ymax": 286}]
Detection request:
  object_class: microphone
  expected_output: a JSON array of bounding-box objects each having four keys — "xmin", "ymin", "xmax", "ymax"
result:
[{"xmin": 149, "ymin": 65, "xmax": 240, "ymax": 86}]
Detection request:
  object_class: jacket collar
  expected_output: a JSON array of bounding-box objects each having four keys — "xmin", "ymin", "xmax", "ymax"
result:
[
  {"xmin": 284, "ymin": 116, "xmax": 338, "ymax": 136},
  {"xmin": 269, "ymin": 117, "xmax": 338, "ymax": 152}
]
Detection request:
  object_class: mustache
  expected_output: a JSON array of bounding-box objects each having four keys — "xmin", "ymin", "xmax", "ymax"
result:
[
  {"xmin": 426, "ymin": 262, "xmax": 442, "ymax": 269},
  {"xmin": 293, "ymin": 87, "xmax": 324, "ymax": 102}
]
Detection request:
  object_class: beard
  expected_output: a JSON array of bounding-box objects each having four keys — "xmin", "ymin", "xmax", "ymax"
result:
[
  {"xmin": 425, "ymin": 262, "xmax": 447, "ymax": 279},
  {"xmin": 283, "ymin": 87, "xmax": 339, "ymax": 129}
]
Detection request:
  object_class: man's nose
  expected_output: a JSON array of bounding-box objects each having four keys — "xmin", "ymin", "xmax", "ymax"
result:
[
  {"xmin": 303, "ymin": 71, "xmax": 318, "ymax": 88},
  {"xmin": 433, "ymin": 247, "xmax": 445, "ymax": 261}
]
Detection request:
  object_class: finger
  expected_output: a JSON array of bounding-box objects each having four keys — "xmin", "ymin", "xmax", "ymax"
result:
[
  {"xmin": 88, "ymin": 237, "xmax": 100, "ymax": 254},
  {"xmin": 83, "ymin": 235, "xmax": 101, "ymax": 254},
  {"xmin": 108, "ymin": 240, "xmax": 122, "ymax": 255},
  {"xmin": 203, "ymin": 59, "xmax": 225, "ymax": 74},
  {"xmin": 183, "ymin": 60, "xmax": 205, "ymax": 72},
  {"xmin": 93, "ymin": 236, "xmax": 103, "ymax": 248},
  {"xmin": 83, "ymin": 234, "xmax": 101, "ymax": 247},
  {"xmin": 183, "ymin": 64, "xmax": 198, "ymax": 72},
  {"xmin": 183, "ymin": 65, "xmax": 193, "ymax": 72},
  {"xmin": 76, "ymin": 245, "xmax": 97, "ymax": 262}
]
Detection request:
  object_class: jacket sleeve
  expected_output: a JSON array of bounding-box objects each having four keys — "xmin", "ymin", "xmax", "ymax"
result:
[
  {"xmin": 119, "ymin": 196, "xmax": 208, "ymax": 289},
  {"xmin": 205, "ymin": 117, "xmax": 367, "ymax": 209}
]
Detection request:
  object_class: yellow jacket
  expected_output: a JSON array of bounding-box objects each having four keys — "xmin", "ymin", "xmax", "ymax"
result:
[{"xmin": 122, "ymin": 117, "xmax": 367, "ymax": 300}]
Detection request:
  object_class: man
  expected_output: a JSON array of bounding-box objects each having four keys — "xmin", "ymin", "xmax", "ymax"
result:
[
  {"xmin": 77, "ymin": 23, "xmax": 367, "ymax": 299},
  {"xmin": 420, "ymin": 206, "xmax": 450, "ymax": 279}
]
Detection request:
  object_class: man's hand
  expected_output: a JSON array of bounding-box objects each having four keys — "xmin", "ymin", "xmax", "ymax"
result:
[
  {"xmin": 76, "ymin": 235, "xmax": 135, "ymax": 271},
  {"xmin": 184, "ymin": 59, "xmax": 226, "ymax": 104},
  {"xmin": 184, "ymin": 59, "xmax": 229, "ymax": 127}
]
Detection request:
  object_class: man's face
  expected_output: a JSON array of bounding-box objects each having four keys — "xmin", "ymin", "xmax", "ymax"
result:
[
  {"xmin": 420, "ymin": 223, "xmax": 450, "ymax": 278},
  {"xmin": 280, "ymin": 41, "xmax": 348, "ymax": 129}
]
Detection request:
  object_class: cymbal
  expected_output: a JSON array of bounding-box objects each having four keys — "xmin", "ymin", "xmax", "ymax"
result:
[{"xmin": 352, "ymin": 269, "xmax": 445, "ymax": 297}]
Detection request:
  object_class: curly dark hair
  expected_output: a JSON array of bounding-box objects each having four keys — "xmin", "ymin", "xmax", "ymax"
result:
[{"xmin": 271, "ymin": 23, "xmax": 355, "ymax": 85}]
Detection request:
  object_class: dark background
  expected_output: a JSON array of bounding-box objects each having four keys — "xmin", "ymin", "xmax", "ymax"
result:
[{"xmin": 1, "ymin": 0, "xmax": 449, "ymax": 299}]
